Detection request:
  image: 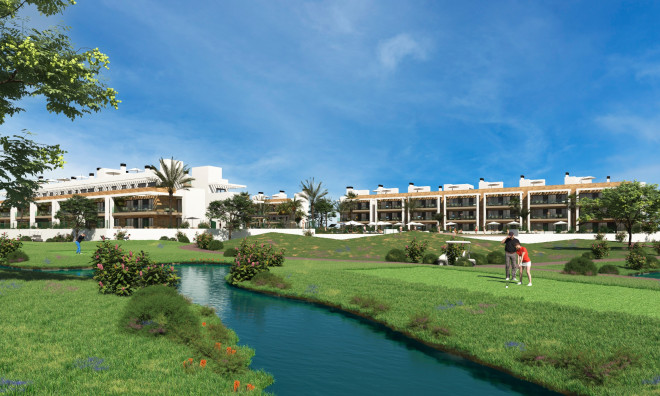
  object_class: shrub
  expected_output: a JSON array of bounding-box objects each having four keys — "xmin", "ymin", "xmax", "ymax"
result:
[
  {"xmin": 454, "ymin": 257, "xmax": 473, "ymax": 267},
  {"xmin": 470, "ymin": 252, "xmax": 487, "ymax": 265},
  {"xmin": 625, "ymin": 243, "xmax": 647, "ymax": 270},
  {"xmin": 581, "ymin": 251, "xmax": 595, "ymax": 259},
  {"xmin": 646, "ymin": 255, "xmax": 659, "ymax": 269},
  {"xmin": 224, "ymin": 248, "xmax": 238, "ymax": 257},
  {"xmin": 486, "ymin": 250, "xmax": 505, "ymax": 264},
  {"xmin": 195, "ymin": 232, "xmax": 214, "ymax": 250},
  {"xmin": 159, "ymin": 236, "xmax": 169, "ymax": 241},
  {"xmin": 200, "ymin": 306, "xmax": 216, "ymax": 316},
  {"xmin": 251, "ymin": 272, "xmax": 291, "ymax": 289},
  {"xmin": 303, "ymin": 229, "xmax": 313, "ymax": 237},
  {"xmin": 598, "ymin": 264, "xmax": 620, "ymax": 275},
  {"xmin": 119, "ymin": 285, "xmax": 199, "ymax": 344},
  {"xmin": 404, "ymin": 238, "xmax": 429, "ymax": 263},
  {"xmin": 0, "ymin": 233, "xmax": 22, "ymax": 260},
  {"xmin": 19, "ymin": 235, "xmax": 32, "ymax": 242},
  {"xmin": 594, "ymin": 232, "xmax": 606, "ymax": 241},
  {"xmin": 169, "ymin": 237, "xmax": 177, "ymax": 242},
  {"xmin": 615, "ymin": 231, "xmax": 627, "ymax": 243},
  {"xmin": 591, "ymin": 240, "xmax": 610, "ymax": 259},
  {"xmin": 228, "ymin": 239, "xmax": 285, "ymax": 284},
  {"xmin": 175, "ymin": 231, "xmax": 190, "ymax": 243},
  {"xmin": 441, "ymin": 243, "xmax": 466, "ymax": 265},
  {"xmin": 563, "ymin": 256, "xmax": 597, "ymax": 276},
  {"xmin": 197, "ymin": 221, "xmax": 210, "ymax": 229},
  {"xmin": 349, "ymin": 295, "xmax": 390, "ymax": 314},
  {"xmin": 208, "ymin": 240, "xmax": 224, "ymax": 251},
  {"xmin": 113, "ymin": 230, "xmax": 127, "ymax": 240},
  {"xmin": 45, "ymin": 233, "xmax": 73, "ymax": 242},
  {"xmin": 92, "ymin": 241, "xmax": 180, "ymax": 296},
  {"xmin": 652, "ymin": 240, "xmax": 660, "ymax": 255},
  {"xmin": 385, "ymin": 248, "xmax": 407, "ymax": 262},
  {"xmin": 180, "ymin": 221, "xmax": 190, "ymax": 229},
  {"xmin": 422, "ymin": 252, "xmax": 438, "ymax": 264},
  {"xmin": 6, "ymin": 249, "xmax": 29, "ymax": 263}
]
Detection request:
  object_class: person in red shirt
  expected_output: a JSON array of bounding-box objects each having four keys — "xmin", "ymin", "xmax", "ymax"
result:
[{"xmin": 515, "ymin": 243, "xmax": 532, "ymax": 286}]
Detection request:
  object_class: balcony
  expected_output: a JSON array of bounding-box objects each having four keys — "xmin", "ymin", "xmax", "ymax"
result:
[
  {"xmin": 530, "ymin": 214, "xmax": 567, "ymax": 219},
  {"xmin": 486, "ymin": 214, "xmax": 513, "ymax": 219},
  {"xmin": 0, "ymin": 212, "xmax": 10, "ymax": 218},
  {"xmin": 446, "ymin": 202, "xmax": 476, "ymax": 207},
  {"xmin": 377, "ymin": 204, "xmax": 402, "ymax": 210},
  {"xmin": 530, "ymin": 199, "xmax": 567, "ymax": 205},
  {"xmin": 447, "ymin": 215, "xmax": 476, "ymax": 220},
  {"xmin": 36, "ymin": 211, "xmax": 51, "ymax": 217},
  {"xmin": 114, "ymin": 206, "xmax": 157, "ymax": 213}
]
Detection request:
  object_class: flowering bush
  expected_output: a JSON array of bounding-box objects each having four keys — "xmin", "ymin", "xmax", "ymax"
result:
[
  {"xmin": 175, "ymin": 231, "xmax": 190, "ymax": 243},
  {"xmin": 615, "ymin": 231, "xmax": 627, "ymax": 243},
  {"xmin": 591, "ymin": 240, "xmax": 610, "ymax": 259},
  {"xmin": 0, "ymin": 233, "xmax": 22, "ymax": 261},
  {"xmin": 441, "ymin": 243, "xmax": 465, "ymax": 265},
  {"xmin": 404, "ymin": 238, "xmax": 428, "ymax": 263},
  {"xmin": 113, "ymin": 230, "xmax": 127, "ymax": 240},
  {"xmin": 625, "ymin": 243, "xmax": 647, "ymax": 270},
  {"xmin": 92, "ymin": 241, "xmax": 179, "ymax": 296},
  {"xmin": 194, "ymin": 232, "xmax": 214, "ymax": 250},
  {"xmin": 228, "ymin": 240, "xmax": 285, "ymax": 284}
]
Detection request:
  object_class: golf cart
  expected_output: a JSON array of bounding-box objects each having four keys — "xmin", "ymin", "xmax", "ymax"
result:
[{"xmin": 437, "ymin": 240, "xmax": 476, "ymax": 266}]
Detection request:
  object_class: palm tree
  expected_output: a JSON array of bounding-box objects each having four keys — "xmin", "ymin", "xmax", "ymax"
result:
[
  {"xmin": 341, "ymin": 191, "xmax": 358, "ymax": 222},
  {"xmin": 150, "ymin": 157, "xmax": 195, "ymax": 228},
  {"xmin": 404, "ymin": 198, "xmax": 420, "ymax": 228},
  {"xmin": 299, "ymin": 177, "xmax": 328, "ymax": 229},
  {"xmin": 277, "ymin": 197, "xmax": 304, "ymax": 228}
]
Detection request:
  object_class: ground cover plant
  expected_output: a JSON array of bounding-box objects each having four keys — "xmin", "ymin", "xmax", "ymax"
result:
[
  {"xmin": 0, "ymin": 269, "xmax": 272, "ymax": 394},
  {"xmin": 7, "ymin": 240, "xmax": 230, "ymax": 269},
  {"xmin": 235, "ymin": 258, "xmax": 660, "ymax": 395}
]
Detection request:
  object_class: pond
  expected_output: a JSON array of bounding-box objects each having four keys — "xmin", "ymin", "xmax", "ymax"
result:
[{"xmin": 177, "ymin": 265, "xmax": 559, "ymax": 395}]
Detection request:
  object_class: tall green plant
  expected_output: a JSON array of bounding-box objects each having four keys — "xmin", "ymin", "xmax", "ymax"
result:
[
  {"xmin": 150, "ymin": 157, "xmax": 195, "ymax": 228},
  {"xmin": 55, "ymin": 194, "xmax": 98, "ymax": 236},
  {"xmin": 404, "ymin": 198, "xmax": 420, "ymax": 227},
  {"xmin": 207, "ymin": 192, "xmax": 254, "ymax": 239},
  {"xmin": 299, "ymin": 177, "xmax": 328, "ymax": 229}
]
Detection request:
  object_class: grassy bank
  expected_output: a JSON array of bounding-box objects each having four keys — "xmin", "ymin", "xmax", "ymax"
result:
[
  {"xmin": 0, "ymin": 269, "xmax": 271, "ymax": 394},
  {"xmin": 222, "ymin": 232, "xmax": 659, "ymax": 264},
  {"xmin": 238, "ymin": 259, "xmax": 660, "ymax": 396},
  {"xmin": 8, "ymin": 240, "xmax": 228, "ymax": 269}
]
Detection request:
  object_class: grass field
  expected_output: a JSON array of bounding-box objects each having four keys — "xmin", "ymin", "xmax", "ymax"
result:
[
  {"xmin": 8, "ymin": 240, "xmax": 228, "ymax": 269},
  {"xmin": 0, "ymin": 269, "xmax": 272, "ymax": 394},
  {"xmin": 240, "ymin": 258, "xmax": 660, "ymax": 396},
  {"xmin": 222, "ymin": 232, "xmax": 659, "ymax": 264}
]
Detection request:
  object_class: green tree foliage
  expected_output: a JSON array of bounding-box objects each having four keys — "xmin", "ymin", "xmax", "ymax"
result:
[
  {"xmin": 299, "ymin": 177, "xmax": 328, "ymax": 229},
  {"xmin": 277, "ymin": 196, "xmax": 303, "ymax": 228},
  {"xmin": 0, "ymin": 0, "xmax": 120, "ymax": 122},
  {"xmin": 0, "ymin": 133, "xmax": 65, "ymax": 209},
  {"xmin": 150, "ymin": 157, "xmax": 194, "ymax": 228},
  {"xmin": 508, "ymin": 197, "xmax": 529, "ymax": 229},
  {"xmin": 314, "ymin": 197, "xmax": 335, "ymax": 228},
  {"xmin": 1, "ymin": 1, "xmax": 118, "ymax": 208},
  {"xmin": 579, "ymin": 181, "xmax": 660, "ymax": 246},
  {"xmin": 207, "ymin": 192, "xmax": 254, "ymax": 239},
  {"xmin": 403, "ymin": 198, "xmax": 420, "ymax": 227},
  {"xmin": 338, "ymin": 191, "xmax": 358, "ymax": 221},
  {"xmin": 55, "ymin": 194, "xmax": 98, "ymax": 236}
]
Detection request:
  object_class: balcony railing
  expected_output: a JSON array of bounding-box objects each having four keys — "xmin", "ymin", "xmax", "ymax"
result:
[
  {"xmin": 486, "ymin": 215, "xmax": 512, "ymax": 219},
  {"xmin": 530, "ymin": 199, "xmax": 567, "ymax": 205},
  {"xmin": 36, "ymin": 211, "xmax": 51, "ymax": 216},
  {"xmin": 377, "ymin": 205, "xmax": 402, "ymax": 210},
  {"xmin": 530, "ymin": 214, "xmax": 567, "ymax": 219},
  {"xmin": 0, "ymin": 212, "xmax": 10, "ymax": 218},
  {"xmin": 447, "ymin": 216, "xmax": 476, "ymax": 220},
  {"xmin": 446, "ymin": 202, "xmax": 476, "ymax": 207},
  {"xmin": 486, "ymin": 200, "xmax": 512, "ymax": 206},
  {"xmin": 114, "ymin": 206, "xmax": 156, "ymax": 213}
]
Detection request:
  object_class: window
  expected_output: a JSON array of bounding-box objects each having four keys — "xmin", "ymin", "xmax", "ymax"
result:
[{"xmin": 215, "ymin": 188, "xmax": 227, "ymax": 193}]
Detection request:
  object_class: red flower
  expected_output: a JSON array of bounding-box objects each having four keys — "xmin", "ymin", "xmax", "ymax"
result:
[
  {"xmin": 202, "ymin": 322, "xmax": 206, "ymax": 327},
  {"xmin": 233, "ymin": 380, "xmax": 240, "ymax": 392},
  {"xmin": 200, "ymin": 359, "xmax": 207, "ymax": 368}
]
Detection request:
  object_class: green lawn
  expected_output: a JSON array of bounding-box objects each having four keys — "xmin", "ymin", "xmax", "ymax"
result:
[
  {"xmin": 0, "ymin": 269, "xmax": 271, "ymax": 394},
  {"xmin": 9, "ymin": 240, "xmax": 229, "ymax": 269},
  {"xmin": 222, "ymin": 232, "xmax": 659, "ymax": 264},
  {"xmin": 240, "ymin": 258, "xmax": 660, "ymax": 396}
]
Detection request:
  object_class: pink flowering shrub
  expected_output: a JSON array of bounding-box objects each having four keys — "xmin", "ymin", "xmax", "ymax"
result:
[
  {"xmin": 92, "ymin": 240, "xmax": 179, "ymax": 296},
  {"xmin": 228, "ymin": 239, "xmax": 286, "ymax": 284},
  {"xmin": 0, "ymin": 232, "xmax": 22, "ymax": 261},
  {"xmin": 404, "ymin": 238, "xmax": 429, "ymax": 263}
]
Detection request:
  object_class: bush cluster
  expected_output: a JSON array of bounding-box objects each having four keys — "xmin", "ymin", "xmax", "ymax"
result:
[
  {"xmin": 208, "ymin": 240, "xmax": 224, "ymax": 251},
  {"xmin": 486, "ymin": 250, "xmax": 505, "ymax": 264},
  {"xmin": 45, "ymin": 233, "xmax": 73, "ymax": 242},
  {"xmin": 18, "ymin": 235, "xmax": 32, "ymax": 242},
  {"xmin": 615, "ymin": 231, "xmax": 627, "ymax": 243},
  {"xmin": 404, "ymin": 238, "xmax": 429, "ymax": 263},
  {"xmin": 563, "ymin": 256, "xmax": 597, "ymax": 276},
  {"xmin": 0, "ymin": 233, "xmax": 22, "ymax": 260},
  {"xmin": 653, "ymin": 240, "xmax": 660, "ymax": 255},
  {"xmin": 92, "ymin": 241, "xmax": 180, "ymax": 296},
  {"xmin": 385, "ymin": 248, "xmax": 407, "ymax": 262},
  {"xmin": 581, "ymin": 251, "xmax": 595, "ymax": 259},
  {"xmin": 195, "ymin": 233, "xmax": 214, "ymax": 249},
  {"xmin": 598, "ymin": 264, "xmax": 620, "ymax": 275},
  {"xmin": 228, "ymin": 240, "xmax": 285, "ymax": 284},
  {"xmin": 197, "ymin": 221, "xmax": 210, "ymax": 229},
  {"xmin": 470, "ymin": 252, "xmax": 487, "ymax": 265},
  {"xmin": 113, "ymin": 230, "xmax": 127, "ymax": 240},
  {"xmin": 224, "ymin": 248, "xmax": 238, "ymax": 257},
  {"xmin": 349, "ymin": 295, "xmax": 390, "ymax": 314},
  {"xmin": 175, "ymin": 231, "xmax": 190, "ymax": 243},
  {"xmin": 422, "ymin": 252, "xmax": 438, "ymax": 264},
  {"xmin": 6, "ymin": 250, "xmax": 29, "ymax": 263},
  {"xmin": 625, "ymin": 243, "xmax": 656, "ymax": 270},
  {"xmin": 441, "ymin": 243, "xmax": 466, "ymax": 265},
  {"xmin": 454, "ymin": 257, "xmax": 473, "ymax": 267},
  {"xmin": 591, "ymin": 240, "xmax": 610, "ymax": 259}
]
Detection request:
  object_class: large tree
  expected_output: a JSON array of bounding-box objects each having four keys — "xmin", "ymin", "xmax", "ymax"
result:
[
  {"xmin": 338, "ymin": 191, "xmax": 358, "ymax": 222},
  {"xmin": 277, "ymin": 197, "xmax": 304, "ymax": 228},
  {"xmin": 55, "ymin": 194, "xmax": 98, "ymax": 237},
  {"xmin": 579, "ymin": 181, "xmax": 660, "ymax": 247},
  {"xmin": 207, "ymin": 192, "xmax": 254, "ymax": 239},
  {"xmin": 150, "ymin": 157, "xmax": 195, "ymax": 228},
  {"xmin": 299, "ymin": 177, "xmax": 328, "ymax": 229},
  {"xmin": 314, "ymin": 197, "xmax": 335, "ymax": 228},
  {"xmin": 1, "ymin": 0, "xmax": 118, "ymax": 207}
]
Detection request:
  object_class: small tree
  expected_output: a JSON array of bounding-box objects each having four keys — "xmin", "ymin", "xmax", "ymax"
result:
[
  {"xmin": 508, "ymin": 197, "xmax": 529, "ymax": 229},
  {"xmin": 207, "ymin": 192, "xmax": 254, "ymax": 239},
  {"xmin": 579, "ymin": 181, "xmax": 660, "ymax": 247},
  {"xmin": 55, "ymin": 195, "xmax": 98, "ymax": 237},
  {"xmin": 299, "ymin": 177, "xmax": 328, "ymax": 229},
  {"xmin": 150, "ymin": 157, "xmax": 195, "ymax": 228},
  {"xmin": 404, "ymin": 198, "xmax": 420, "ymax": 228},
  {"xmin": 314, "ymin": 198, "xmax": 335, "ymax": 228},
  {"xmin": 339, "ymin": 191, "xmax": 358, "ymax": 222}
]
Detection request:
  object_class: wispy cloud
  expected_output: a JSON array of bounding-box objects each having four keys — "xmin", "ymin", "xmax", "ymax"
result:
[
  {"xmin": 377, "ymin": 33, "xmax": 427, "ymax": 71},
  {"xmin": 595, "ymin": 114, "xmax": 660, "ymax": 142}
]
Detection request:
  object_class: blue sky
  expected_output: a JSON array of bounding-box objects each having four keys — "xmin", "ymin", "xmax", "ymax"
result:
[{"xmin": 3, "ymin": 0, "xmax": 660, "ymax": 199}]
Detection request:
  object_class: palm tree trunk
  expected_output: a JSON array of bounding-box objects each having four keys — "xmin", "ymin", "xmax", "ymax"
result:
[{"xmin": 169, "ymin": 193, "xmax": 173, "ymax": 228}]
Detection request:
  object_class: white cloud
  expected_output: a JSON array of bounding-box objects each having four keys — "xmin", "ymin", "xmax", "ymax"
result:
[
  {"xmin": 377, "ymin": 33, "xmax": 427, "ymax": 71},
  {"xmin": 595, "ymin": 114, "xmax": 660, "ymax": 142}
]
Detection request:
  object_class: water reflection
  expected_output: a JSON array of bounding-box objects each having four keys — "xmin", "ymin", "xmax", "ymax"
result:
[{"xmin": 177, "ymin": 265, "xmax": 559, "ymax": 396}]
